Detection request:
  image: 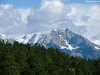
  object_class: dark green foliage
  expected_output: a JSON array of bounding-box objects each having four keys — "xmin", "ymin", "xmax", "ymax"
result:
[{"xmin": 0, "ymin": 40, "xmax": 100, "ymax": 75}]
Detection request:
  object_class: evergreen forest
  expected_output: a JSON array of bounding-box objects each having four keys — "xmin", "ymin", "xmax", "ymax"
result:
[{"xmin": 0, "ymin": 40, "xmax": 100, "ymax": 75}]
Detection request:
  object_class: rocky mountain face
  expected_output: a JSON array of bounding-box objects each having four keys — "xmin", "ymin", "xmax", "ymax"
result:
[{"xmin": 0, "ymin": 28, "xmax": 100, "ymax": 59}]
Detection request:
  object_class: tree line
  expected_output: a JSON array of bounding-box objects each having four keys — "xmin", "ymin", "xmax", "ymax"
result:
[{"xmin": 0, "ymin": 40, "xmax": 100, "ymax": 75}]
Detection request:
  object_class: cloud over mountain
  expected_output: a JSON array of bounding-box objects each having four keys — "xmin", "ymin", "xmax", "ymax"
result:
[{"xmin": 0, "ymin": 0, "xmax": 100, "ymax": 44}]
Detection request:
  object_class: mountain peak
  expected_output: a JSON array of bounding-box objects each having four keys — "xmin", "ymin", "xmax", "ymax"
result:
[
  {"xmin": 0, "ymin": 28, "xmax": 100, "ymax": 59},
  {"xmin": 51, "ymin": 28, "xmax": 71, "ymax": 32}
]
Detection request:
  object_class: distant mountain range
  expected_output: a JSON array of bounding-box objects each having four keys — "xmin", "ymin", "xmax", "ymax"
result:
[{"xmin": 0, "ymin": 28, "xmax": 100, "ymax": 59}]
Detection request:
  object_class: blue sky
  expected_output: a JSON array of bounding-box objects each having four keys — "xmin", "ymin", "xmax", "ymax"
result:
[
  {"xmin": 0, "ymin": 0, "xmax": 97, "ymax": 8},
  {"xmin": 0, "ymin": 0, "xmax": 41, "ymax": 8}
]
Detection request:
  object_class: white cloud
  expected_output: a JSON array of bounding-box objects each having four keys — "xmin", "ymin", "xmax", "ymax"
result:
[
  {"xmin": 0, "ymin": 4, "xmax": 31, "ymax": 35},
  {"xmin": 0, "ymin": 1, "xmax": 100, "ymax": 44},
  {"xmin": 0, "ymin": 4, "xmax": 13, "ymax": 9},
  {"xmin": 17, "ymin": 8, "xmax": 30, "ymax": 24},
  {"xmin": 65, "ymin": 4, "xmax": 100, "ymax": 42},
  {"xmin": 27, "ymin": 0, "xmax": 71, "ymax": 33}
]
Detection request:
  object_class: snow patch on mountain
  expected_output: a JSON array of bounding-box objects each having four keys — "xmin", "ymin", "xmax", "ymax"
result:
[
  {"xmin": 65, "ymin": 40, "xmax": 74, "ymax": 50},
  {"xmin": 60, "ymin": 46, "xmax": 67, "ymax": 49},
  {"xmin": 0, "ymin": 28, "xmax": 100, "ymax": 59},
  {"xmin": 93, "ymin": 40, "xmax": 100, "ymax": 46},
  {"xmin": 95, "ymin": 46, "xmax": 100, "ymax": 50},
  {"xmin": 33, "ymin": 33, "xmax": 41, "ymax": 44},
  {"xmin": 14, "ymin": 34, "xmax": 34, "ymax": 44},
  {"xmin": 71, "ymin": 52, "xmax": 83, "ymax": 58},
  {"xmin": 0, "ymin": 34, "xmax": 7, "ymax": 39},
  {"xmin": 60, "ymin": 40, "xmax": 79, "ymax": 50},
  {"xmin": 0, "ymin": 34, "xmax": 9, "ymax": 42}
]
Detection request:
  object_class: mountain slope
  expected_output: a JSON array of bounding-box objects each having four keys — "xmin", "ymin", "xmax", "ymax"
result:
[{"xmin": 0, "ymin": 28, "xmax": 100, "ymax": 59}]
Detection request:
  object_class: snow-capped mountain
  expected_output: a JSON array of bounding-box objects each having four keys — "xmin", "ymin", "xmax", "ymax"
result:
[
  {"xmin": 0, "ymin": 34, "xmax": 8, "ymax": 42},
  {"xmin": 0, "ymin": 28, "xmax": 100, "ymax": 59}
]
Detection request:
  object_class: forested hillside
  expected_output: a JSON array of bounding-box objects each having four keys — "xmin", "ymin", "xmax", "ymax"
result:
[{"xmin": 0, "ymin": 40, "xmax": 100, "ymax": 75}]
